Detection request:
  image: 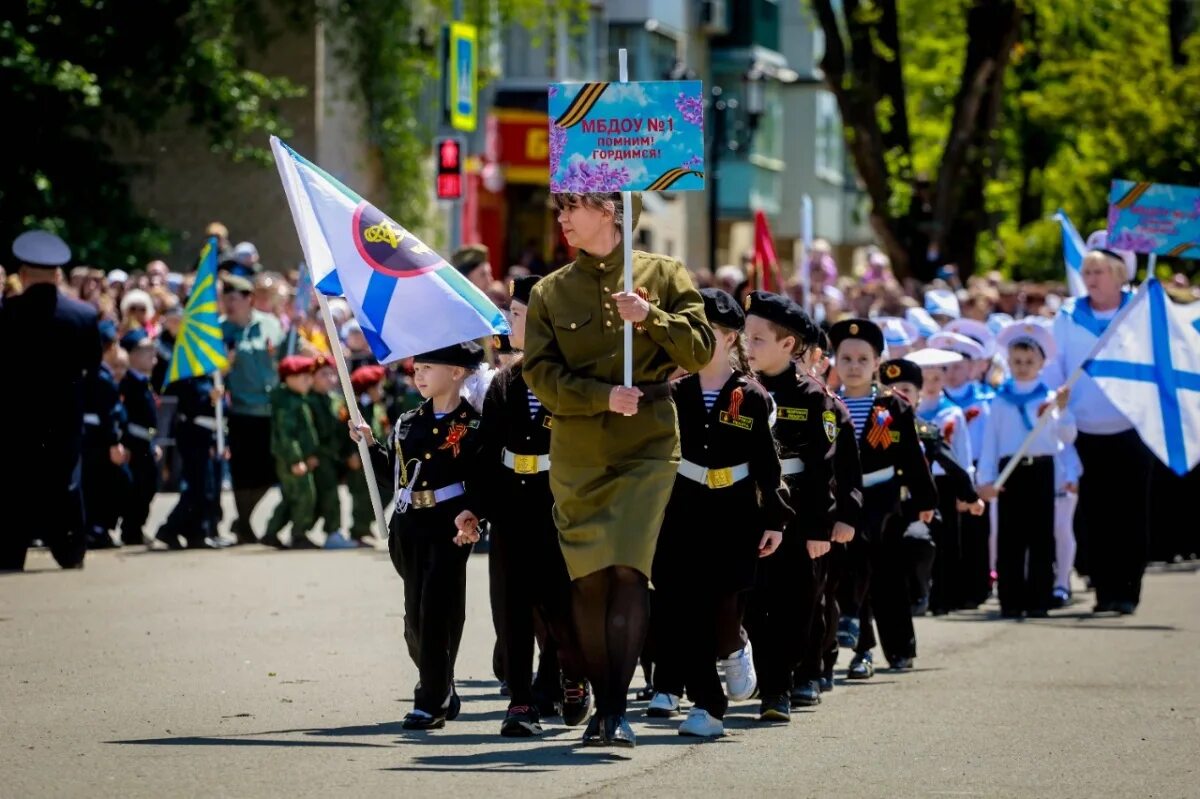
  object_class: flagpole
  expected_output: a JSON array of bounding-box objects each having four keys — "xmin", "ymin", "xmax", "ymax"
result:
[
  {"xmin": 317, "ymin": 292, "xmax": 390, "ymax": 548},
  {"xmin": 801, "ymin": 194, "xmax": 813, "ymax": 315},
  {"xmin": 271, "ymin": 136, "xmax": 390, "ymax": 547},
  {"xmin": 993, "ymin": 282, "xmax": 1148, "ymax": 490},
  {"xmin": 619, "ymin": 48, "xmax": 634, "ymax": 392},
  {"xmin": 213, "ymin": 370, "xmax": 226, "ymax": 456}
]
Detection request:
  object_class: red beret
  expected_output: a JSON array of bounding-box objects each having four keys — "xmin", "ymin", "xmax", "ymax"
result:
[
  {"xmin": 278, "ymin": 355, "xmax": 316, "ymax": 379},
  {"xmin": 350, "ymin": 364, "xmax": 386, "ymax": 394}
]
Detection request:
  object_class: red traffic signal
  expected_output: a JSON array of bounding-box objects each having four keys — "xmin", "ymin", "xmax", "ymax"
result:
[{"xmin": 436, "ymin": 137, "xmax": 464, "ymax": 200}]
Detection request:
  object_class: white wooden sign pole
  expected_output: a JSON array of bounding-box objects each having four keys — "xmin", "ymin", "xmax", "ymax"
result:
[{"xmin": 618, "ymin": 48, "xmax": 635, "ymax": 390}]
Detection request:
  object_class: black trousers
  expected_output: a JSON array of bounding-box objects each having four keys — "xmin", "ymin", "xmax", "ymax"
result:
[
  {"xmin": 390, "ymin": 507, "xmax": 471, "ymax": 715},
  {"xmin": 996, "ymin": 456, "xmax": 1056, "ymax": 614},
  {"xmin": 120, "ymin": 443, "xmax": 158, "ymax": 544},
  {"xmin": 745, "ymin": 538, "xmax": 822, "ymax": 700},
  {"xmin": 929, "ymin": 475, "xmax": 962, "ymax": 612},
  {"xmin": 653, "ymin": 590, "xmax": 744, "ymax": 719},
  {"xmin": 489, "ymin": 517, "xmax": 578, "ymax": 707},
  {"xmin": 793, "ymin": 554, "xmax": 831, "ymax": 683},
  {"xmin": 158, "ymin": 432, "xmax": 221, "ymax": 543},
  {"xmin": 1076, "ymin": 430, "xmax": 1151, "ymax": 606},
  {"xmin": 959, "ymin": 501, "xmax": 992, "ymax": 606},
  {"xmin": 853, "ymin": 513, "xmax": 917, "ymax": 661},
  {"xmin": 227, "ymin": 414, "xmax": 274, "ymax": 539},
  {"xmin": 0, "ymin": 458, "xmax": 87, "ymax": 571}
]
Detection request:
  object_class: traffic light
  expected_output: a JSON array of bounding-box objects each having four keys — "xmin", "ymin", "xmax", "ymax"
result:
[{"xmin": 436, "ymin": 137, "xmax": 464, "ymax": 200}]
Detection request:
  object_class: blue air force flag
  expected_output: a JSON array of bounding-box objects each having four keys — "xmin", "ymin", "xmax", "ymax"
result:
[
  {"xmin": 271, "ymin": 136, "xmax": 508, "ymax": 363},
  {"xmin": 1085, "ymin": 278, "xmax": 1200, "ymax": 475}
]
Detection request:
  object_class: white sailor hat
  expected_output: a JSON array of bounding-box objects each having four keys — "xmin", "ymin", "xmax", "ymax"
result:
[
  {"xmin": 997, "ymin": 319, "xmax": 1057, "ymax": 362},
  {"xmin": 928, "ymin": 330, "xmax": 986, "ymax": 361},
  {"xmin": 875, "ymin": 316, "xmax": 920, "ymax": 349},
  {"xmin": 986, "ymin": 312, "xmax": 1014, "ymax": 336},
  {"xmin": 904, "ymin": 347, "xmax": 964, "ymax": 368},
  {"xmin": 12, "ymin": 230, "xmax": 71, "ymax": 268},
  {"xmin": 924, "ymin": 288, "xmax": 961, "ymax": 320},
  {"xmin": 905, "ymin": 307, "xmax": 941, "ymax": 339},
  {"xmin": 1085, "ymin": 230, "xmax": 1137, "ymax": 282},
  {"xmin": 944, "ymin": 318, "xmax": 997, "ymax": 359}
]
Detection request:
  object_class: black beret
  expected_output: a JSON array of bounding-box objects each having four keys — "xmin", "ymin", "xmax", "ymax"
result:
[
  {"xmin": 452, "ymin": 244, "xmax": 489, "ymax": 274},
  {"xmin": 743, "ymin": 290, "xmax": 817, "ymax": 344},
  {"xmin": 700, "ymin": 287, "xmax": 745, "ymax": 331},
  {"xmin": 879, "ymin": 358, "xmax": 923, "ymax": 389},
  {"xmin": 828, "ymin": 317, "xmax": 885, "ymax": 355},
  {"xmin": 491, "ymin": 333, "xmax": 516, "ymax": 354},
  {"xmin": 413, "ymin": 340, "xmax": 484, "ymax": 368},
  {"xmin": 509, "ymin": 274, "xmax": 541, "ymax": 306}
]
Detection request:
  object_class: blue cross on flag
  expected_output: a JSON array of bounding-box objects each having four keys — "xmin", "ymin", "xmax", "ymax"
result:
[
  {"xmin": 1053, "ymin": 209, "xmax": 1088, "ymax": 298},
  {"xmin": 270, "ymin": 136, "xmax": 509, "ymax": 364},
  {"xmin": 1085, "ymin": 278, "xmax": 1200, "ymax": 475}
]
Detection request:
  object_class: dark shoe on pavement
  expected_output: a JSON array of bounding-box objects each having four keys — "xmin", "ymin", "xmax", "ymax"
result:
[
  {"xmin": 1026, "ymin": 608, "xmax": 1049, "ymax": 619},
  {"xmin": 818, "ymin": 676, "xmax": 834, "ymax": 693},
  {"xmin": 888, "ymin": 657, "xmax": 914, "ymax": 671},
  {"xmin": 581, "ymin": 714, "xmax": 606, "ymax": 746},
  {"xmin": 847, "ymin": 652, "xmax": 874, "ymax": 680},
  {"xmin": 401, "ymin": 711, "xmax": 445, "ymax": 730},
  {"xmin": 444, "ymin": 686, "xmax": 461, "ymax": 721},
  {"xmin": 1050, "ymin": 586, "xmax": 1071, "ymax": 608},
  {"xmin": 290, "ymin": 532, "xmax": 319, "ymax": 549},
  {"xmin": 790, "ymin": 680, "xmax": 821, "ymax": 707},
  {"xmin": 560, "ymin": 680, "xmax": 593, "ymax": 727},
  {"xmin": 498, "ymin": 680, "xmax": 510, "ymax": 697},
  {"xmin": 758, "ymin": 695, "xmax": 791, "ymax": 722},
  {"xmin": 1093, "ymin": 601, "xmax": 1117, "ymax": 614},
  {"xmin": 605, "ymin": 714, "xmax": 636, "ymax": 747},
  {"xmin": 259, "ymin": 532, "xmax": 286, "ymax": 549},
  {"xmin": 1114, "ymin": 601, "xmax": 1137, "ymax": 615},
  {"xmin": 500, "ymin": 705, "xmax": 542, "ymax": 737},
  {"xmin": 836, "ymin": 616, "xmax": 860, "ymax": 649},
  {"xmin": 634, "ymin": 684, "xmax": 655, "ymax": 702}
]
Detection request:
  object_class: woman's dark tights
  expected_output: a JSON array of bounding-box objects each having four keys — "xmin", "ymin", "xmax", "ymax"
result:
[{"xmin": 571, "ymin": 565, "xmax": 649, "ymax": 717}]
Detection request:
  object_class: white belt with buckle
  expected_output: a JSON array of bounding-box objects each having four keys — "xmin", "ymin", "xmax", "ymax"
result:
[
  {"xmin": 127, "ymin": 423, "xmax": 155, "ymax": 442},
  {"xmin": 863, "ymin": 466, "xmax": 896, "ymax": 487},
  {"xmin": 83, "ymin": 413, "xmax": 101, "ymax": 426},
  {"xmin": 399, "ymin": 482, "xmax": 466, "ymax": 510},
  {"xmin": 191, "ymin": 415, "xmax": 219, "ymax": 432},
  {"xmin": 678, "ymin": 459, "xmax": 751, "ymax": 489},
  {"xmin": 780, "ymin": 457, "xmax": 805, "ymax": 476},
  {"xmin": 502, "ymin": 448, "xmax": 550, "ymax": 475}
]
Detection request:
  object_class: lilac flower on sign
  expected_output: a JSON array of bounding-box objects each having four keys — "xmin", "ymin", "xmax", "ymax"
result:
[
  {"xmin": 1109, "ymin": 231, "xmax": 1159, "ymax": 253},
  {"xmin": 551, "ymin": 160, "xmax": 631, "ymax": 193},
  {"xmin": 549, "ymin": 124, "xmax": 566, "ymax": 179},
  {"xmin": 675, "ymin": 93, "xmax": 704, "ymax": 126},
  {"xmin": 682, "ymin": 154, "xmax": 703, "ymax": 170}
]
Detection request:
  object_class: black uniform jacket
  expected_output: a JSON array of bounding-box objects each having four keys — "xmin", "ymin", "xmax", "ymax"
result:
[
  {"xmin": 852, "ymin": 386, "xmax": 937, "ymax": 527},
  {"xmin": 84, "ymin": 362, "xmax": 125, "ymax": 451},
  {"xmin": 119, "ymin": 371, "xmax": 158, "ymax": 453},
  {"xmin": 477, "ymin": 361, "xmax": 554, "ymax": 531},
  {"xmin": 759, "ymin": 366, "xmax": 863, "ymax": 542}
]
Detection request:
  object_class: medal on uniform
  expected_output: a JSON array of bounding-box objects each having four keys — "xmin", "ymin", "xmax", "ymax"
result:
[
  {"xmin": 867, "ymin": 407, "xmax": 893, "ymax": 449},
  {"xmin": 439, "ymin": 422, "xmax": 469, "ymax": 457}
]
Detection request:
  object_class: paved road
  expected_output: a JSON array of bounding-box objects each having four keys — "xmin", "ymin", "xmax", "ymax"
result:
[{"xmin": 2, "ymin": 491, "xmax": 1198, "ymax": 797}]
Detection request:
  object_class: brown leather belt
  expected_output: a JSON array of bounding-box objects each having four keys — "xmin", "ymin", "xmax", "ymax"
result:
[{"xmin": 637, "ymin": 382, "xmax": 671, "ymax": 407}]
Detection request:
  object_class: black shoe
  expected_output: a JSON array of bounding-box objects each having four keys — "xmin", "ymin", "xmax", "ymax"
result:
[
  {"xmin": 581, "ymin": 714, "xmax": 606, "ymax": 746},
  {"xmin": 498, "ymin": 680, "xmax": 510, "ymax": 697},
  {"xmin": 87, "ymin": 532, "xmax": 116, "ymax": 550},
  {"xmin": 260, "ymin": 533, "xmax": 286, "ymax": 549},
  {"xmin": 500, "ymin": 705, "xmax": 542, "ymax": 737},
  {"xmin": 758, "ymin": 695, "xmax": 791, "ymax": 722},
  {"xmin": 290, "ymin": 532, "xmax": 319, "ymax": 549},
  {"xmin": 888, "ymin": 657, "xmax": 914, "ymax": 671},
  {"xmin": 634, "ymin": 684, "xmax": 655, "ymax": 702},
  {"xmin": 444, "ymin": 687, "xmax": 461, "ymax": 721},
  {"xmin": 1000, "ymin": 608, "xmax": 1024, "ymax": 619},
  {"xmin": 401, "ymin": 711, "xmax": 445, "ymax": 730},
  {"xmin": 818, "ymin": 676, "xmax": 834, "ymax": 693},
  {"xmin": 847, "ymin": 652, "xmax": 874, "ymax": 680},
  {"xmin": 911, "ymin": 596, "xmax": 930, "ymax": 617},
  {"xmin": 1114, "ymin": 601, "xmax": 1137, "ymax": 615},
  {"xmin": 532, "ymin": 685, "xmax": 560, "ymax": 719},
  {"xmin": 790, "ymin": 680, "xmax": 821, "ymax": 707},
  {"xmin": 836, "ymin": 616, "xmax": 860, "ymax": 649},
  {"xmin": 1026, "ymin": 608, "xmax": 1049, "ymax": 619},
  {"xmin": 1093, "ymin": 601, "xmax": 1117, "ymax": 614},
  {"xmin": 560, "ymin": 679, "xmax": 593, "ymax": 727},
  {"xmin": 605, "ymin": 714, "xmax": 636, "ymax": 748}
]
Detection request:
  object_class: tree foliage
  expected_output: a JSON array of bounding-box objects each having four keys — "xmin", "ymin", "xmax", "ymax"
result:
[{"xmin": 811, "ymin": 0, "xmax": 1200, "ymax": 282}]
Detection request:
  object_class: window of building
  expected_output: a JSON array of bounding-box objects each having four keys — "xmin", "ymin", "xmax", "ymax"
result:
[{"xmin": 815, "ymin": 90, "xmax": 845, "ymax": 184}]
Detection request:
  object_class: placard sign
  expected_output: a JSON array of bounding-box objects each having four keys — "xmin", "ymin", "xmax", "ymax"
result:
[
  {"xmin": 1108, "ymin": 180, "xmax": 1200, "ymax": 258},
  {"xmin": 548, "ymin": 80, "xmax": 705, "ymax": 193}
]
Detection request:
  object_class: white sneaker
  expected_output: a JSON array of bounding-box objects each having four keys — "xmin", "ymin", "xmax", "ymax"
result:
[
  {"xmin": 645, "ymin": 692, "xmax": 681, "ymax": 718},
  {"xmin": 721, "ymin": 643, "xmax": 758, "ymax": 701},
  {"xmin": 678, "ymin": 707, "xmax": 724, "ymax": 738}
]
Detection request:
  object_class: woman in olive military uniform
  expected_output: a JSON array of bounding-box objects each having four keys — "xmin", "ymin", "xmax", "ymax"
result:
[{"xmin": 523, "ymin": 192, "xmax": 715, "ymax": 747}]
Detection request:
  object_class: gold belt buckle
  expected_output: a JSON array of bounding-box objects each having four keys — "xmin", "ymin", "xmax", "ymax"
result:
[
  {"xmin": 513, "ymin": 454, "xmax": 539, "ymax": 474},
  {"xmin": 706, "ymin": 467, "xmax": 734, "ymax": 489},
  {"xmin": 410, "ymin": 490, "xmax": 436, "ymax": 509}
]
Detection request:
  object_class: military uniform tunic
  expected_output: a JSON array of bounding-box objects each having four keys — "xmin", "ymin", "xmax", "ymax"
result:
[{"xmin": 523, "ymin": 247, "xmax": 715, "ymax": 580}]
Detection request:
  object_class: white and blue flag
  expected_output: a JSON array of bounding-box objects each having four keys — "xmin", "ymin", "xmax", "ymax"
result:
[
  {"xmin": 1053, "ymin": 209, "xmax": 1088, "ymax": 298},
  {"xmin": 1085, "ymin": 278, "xmax": 1200, "ymax": 475},
  {"xmin": 271, "ymin": 136, "xmax": 508, "ymax": 363}
]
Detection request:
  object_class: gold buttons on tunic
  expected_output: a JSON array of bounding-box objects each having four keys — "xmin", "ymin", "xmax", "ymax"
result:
[
  {"xmin": 432, "ymin": 428, "xmax": 439, "ymax": 434},
  {"xmin": 606, "ymin": 321, "xmax": 612, "ymax": 327},
  {"xmin": 570, "ymin": 322, "xmax": 577, "ymax": 330},
  {"xmin": 599, "ymin": 262, "xmax": 606, "ymax": 268},
  {"xmin": 424, "ymin": 453, "xmax": 431, "ymax": 460}
]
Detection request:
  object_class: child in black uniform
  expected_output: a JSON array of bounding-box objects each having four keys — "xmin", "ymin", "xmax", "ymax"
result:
[
  {"xmin": 479, "ymin": 276, "xmax": 592, "ymax": 737},
  {"xmin": 743, "ymin": 292, "xmax": 863, "ymax": 722},
  {"xmin": 830, "ymin": 319, "xmax": 937, "ymax": 679},
  {"xmin": 648, "ymin": 289, "xmax": 791, "ymax": 737},
  {"xmin": 350, "ymin": 340, "xmax": 487, "ymax": 731}
]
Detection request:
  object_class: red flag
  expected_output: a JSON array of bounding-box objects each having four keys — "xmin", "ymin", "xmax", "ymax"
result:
[{"xmin": 753, "ymin": 210, "xmax": 781, "ymax": 293}]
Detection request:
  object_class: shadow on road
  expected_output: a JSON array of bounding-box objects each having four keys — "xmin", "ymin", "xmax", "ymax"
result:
[{"xmin": 108, "ymin": 735, "xmax": 389, "ymax": 748}]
